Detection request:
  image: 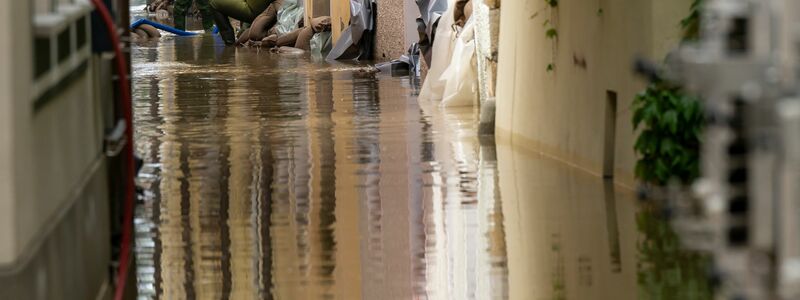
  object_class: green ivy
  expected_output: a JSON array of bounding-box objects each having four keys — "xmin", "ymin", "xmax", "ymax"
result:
[
  {"xmin": 632, "ymin": 0, "xmax": 705, "ymax": 185},
  {"xmin": 680, "ymin": 0, "xmax": 704, "ymax": 42},
  {"xmin": 541, "ymin": 0, "xmax": 558, "ymax": 72},
  {"xmin": 632, "ymin": 82, "xmax": 703, "ymax": 185},
  {"xmin": 546, "ymin": 28, "xmax": 558, "ymax": 39}
]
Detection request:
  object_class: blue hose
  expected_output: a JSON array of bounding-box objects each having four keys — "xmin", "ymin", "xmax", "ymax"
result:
[{"xmin": 131, "ymin": 18, "xmax": 214, "ymax": 36}]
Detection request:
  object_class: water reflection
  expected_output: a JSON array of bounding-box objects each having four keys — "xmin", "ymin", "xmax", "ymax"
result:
[
  {"xmin": 496, "ymin": 144, "xmax": 711, "ymax": 300},
  {"xmin": 131, "ymin": 33, "xmax": 709, "ymax": 299},
  {"xmin": 132, "ymin": 34, "xmax": 508, "ymax": 299}
]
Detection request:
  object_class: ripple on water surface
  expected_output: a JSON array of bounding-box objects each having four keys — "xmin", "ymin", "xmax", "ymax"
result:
[{"xmin": 132, "ymin": 32, "xmax": 710, "ymax": 300}]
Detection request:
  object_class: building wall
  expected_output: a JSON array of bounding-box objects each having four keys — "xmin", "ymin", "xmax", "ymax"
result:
[
  {"xmin": 0, "ymin": 0, "xmax": 35, "ymax": 267},
  {"xmin": 0, "ymin": 1, "xmax": 113, "ymax": 298},
  {"xmin": 374, "ymin": 0, "xmax": 419, "ymax": 61},
  {"xmin": 494, "ymin": 0, "xmax": 693, "ymax": 188}
]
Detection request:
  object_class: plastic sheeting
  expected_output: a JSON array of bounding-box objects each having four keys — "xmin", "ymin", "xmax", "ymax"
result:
[
  {"xmin": 326, "ymin": 0, "xmax": 375, "ymax": 60},
  {"xmin": 416, "ymin": 0, "xmax": 448, "ymax": 38},
  {"xmin": 375, "ymin": 43, "xmax": 421, "ymax": 76},
  {"xmin": 418, "ymin": 0, "xmax": 456, "ymax": 101},
  {"xmin": 440, "ymin": 20, "xmax": 477, "ymax": 107},
  {"xmin": 418, "ymin": 0, "xmax": 478, "ymax": 107},
  {"xmin": 310, "ymin": 31, "xmax": 333, "ymax": 58},
  {"xmin": 415, "ymin": 0, "xmax": 447, "ymax": 64},
  {"xmin": 275, "ymin": 0, "xmax": 304, "ymax": 35}
]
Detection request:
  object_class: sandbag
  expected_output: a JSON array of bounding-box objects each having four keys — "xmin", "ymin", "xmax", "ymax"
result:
[
  {"xmin": 276, "ymin": 28, "xmax": 302, "ymax": 46},
  {"xmin": 139, "ymin": 24, "xmax": 162, "ymax": 38},
  {"xmin": 247, "ymin": 0, "xmax": 283, "ymax": 41},
  {"xmin": 294, "ymin": 26, "xmax": 315, "ymax": 50}
]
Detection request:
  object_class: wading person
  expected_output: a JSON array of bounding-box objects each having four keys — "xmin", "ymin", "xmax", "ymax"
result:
[
  {"xmin": 211, "ymin": 0, "xmax": 276, "ymax": 45},
  {"xmin": 173, "ymin": 0, "xmax": 215, "ymax": 31}
]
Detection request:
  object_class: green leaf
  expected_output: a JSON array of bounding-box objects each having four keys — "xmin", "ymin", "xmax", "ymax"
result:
[
  {"xmin": 546, "ymin": 28, "xmax": 558, "ymax": 39},
  {"xmin": 660, "ymin": 138, "xmax": 676, "ymax": 156},
  {"xmin": 663, "ymin": 110, "xmax": 679, "ymax": 134}
]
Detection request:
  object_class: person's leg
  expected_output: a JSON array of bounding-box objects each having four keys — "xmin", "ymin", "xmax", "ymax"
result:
[
  {"xmin": 212, "ymin": 11, "xmax": 236, "ymax": 45},
  {"xmin": 310, "ymin": 16, "xmax": 331, "ymax": 33},
  {"xmin": 210, "ymin": 0, "xmax": 260, "ymax": 23},
  {"xmin": 210, "ymin": 0, "xmax": 273, "ymax": 45},
  {"xmin": 195, "ymin": 0, "xmax": 215, "ymax": 31},
  {"xmin": 173, "ymin": 0, "xmax": 191, "ymax": 30}
]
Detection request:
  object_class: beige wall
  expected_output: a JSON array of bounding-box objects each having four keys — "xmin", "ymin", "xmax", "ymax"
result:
[
  {"xmin": 0, "ymin": 0, "xmax": 34, "ymax": 266},
  {"xmin": 495, "ymin": 0, "xmax": 692, "ymax": 188}
]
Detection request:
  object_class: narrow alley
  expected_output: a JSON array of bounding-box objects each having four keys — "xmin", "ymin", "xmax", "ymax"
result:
[
  {"xmin": 129, "ymin": 23, "xmax": 707, "ymax": 300},
  {"xmin": 4, "ymin": 0, "xmax": 797, "ymax": 299}
]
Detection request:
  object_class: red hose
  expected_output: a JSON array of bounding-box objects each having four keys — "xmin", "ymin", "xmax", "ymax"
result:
[{"xmin": 88, "ymin": 1, "xmax": 136, "ymax": 300}]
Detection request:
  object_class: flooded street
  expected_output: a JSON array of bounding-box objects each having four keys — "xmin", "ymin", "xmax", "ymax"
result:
[{"xmin": 131, "ymin": 32, "xmax": 710, "ymax": 299}]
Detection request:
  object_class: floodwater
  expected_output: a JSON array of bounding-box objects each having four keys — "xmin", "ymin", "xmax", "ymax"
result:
[{"xmin": 130, "ymin": 12, "xmax": 711, "ymax": 300}]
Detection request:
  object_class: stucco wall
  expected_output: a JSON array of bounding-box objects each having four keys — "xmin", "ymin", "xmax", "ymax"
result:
[
  {"xmin": 374, "ymin": 0, "xmax": 419, "ymax": 61},
  {"xmin": 495, "ymin": 0, "xmax": 692, "ymax": 188}
]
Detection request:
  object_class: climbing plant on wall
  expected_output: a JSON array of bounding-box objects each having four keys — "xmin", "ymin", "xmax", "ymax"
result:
[
  {"xmin": 542, "ymin": 0, "xmax": 558, "ymax": 72},
  {"xmin": 632, "ymin": 0, "xmax": 705, "ymax": 185},
  {"xmin": 681, "ymin": 0, "xmax": 704, "ymax": 41}
]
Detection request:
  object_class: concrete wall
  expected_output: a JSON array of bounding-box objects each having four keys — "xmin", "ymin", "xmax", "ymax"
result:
[
  {"xmin": 495, "ymin": 0, "xmax": 692, "ymax": 188},
  {"xmin": 374, "ymin": 0, "xmax": 419, "ymax": 61},
  {"xmin": 474, "ymin": 0, "xmax": 501, "ymax": 102},
  {"xmin": 0, "ymin": 0, "xmax": 35, "ymax": 267}
]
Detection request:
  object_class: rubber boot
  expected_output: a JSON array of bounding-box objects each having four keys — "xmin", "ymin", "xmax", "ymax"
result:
[
  {"xmin": 213, "ymin": 11, "xmax": 236, "ymax": 45},
  {"xmin": 201, "ymin": 12, "xmax": 215, "ymax": 32}
]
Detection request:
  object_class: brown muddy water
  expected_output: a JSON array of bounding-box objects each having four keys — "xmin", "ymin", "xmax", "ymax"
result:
[{"xmin": 129, "ymin": 18, "xmax": 711, "ymax": 300}]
